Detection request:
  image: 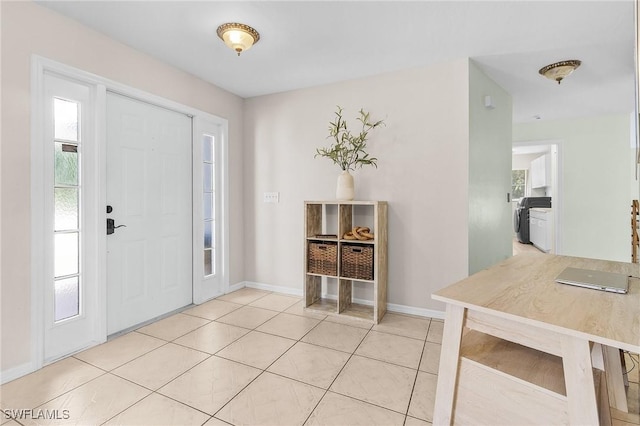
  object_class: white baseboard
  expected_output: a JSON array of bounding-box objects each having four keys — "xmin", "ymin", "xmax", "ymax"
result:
[
  {"xmin": 1, "ymin": 361, "xmax": 36, "ymax": 385},
  {"xmin": 243, "ymin": 281, "xmax": 303, "ymax": 297},
  {"xmin": 387, "ymin": 303, "xmax": 445, "ymax": 320},
  {"xmin": 227, "ymin": 281, "xmax": 246, "ymax": 293},
  {"xmin": 235, "ymin": 281, "xmax": 445, "ymax": 319}
]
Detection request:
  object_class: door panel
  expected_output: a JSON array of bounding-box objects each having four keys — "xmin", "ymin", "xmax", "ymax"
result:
[{"xmin": 106, "ymin": 93, "xmax": 192, "ymax": 335}]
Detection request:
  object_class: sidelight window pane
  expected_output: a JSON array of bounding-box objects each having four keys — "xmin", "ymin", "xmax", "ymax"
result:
[
  {"xmin": 54, "ymin": 143, "xmax": 79, "ymax": 186},
  {"xmin": 203, "ymin": 133, "xmax": 215, "ymax": 277},
  {"xmin": 204, "ymin": 221, "xmax": 213, "ymax": 249},
  {"xmin": 203, "ymin": 135, "xmax": 214, "ymax": 163},
  {"xmin": 203, "ymin": 163, "xmax": 213, "ymax": 193},
  {"xmin": 54, "ymin": 232, "xmax": 79, "ymax": 277},
  {"xmin": 203, "ymin": 193, "xmax": 213, "ymax": 220},
  {"xmin": 52, "ymin": 95, "xmax": 82, "ymax": 324},
  {"xmin": 54, "ymin": 276, "xmax": 79, "ymax": 321},
  {"xmin": 204, "ymin": 249, "xmax": 213, "ymax": 276},
  {"xmin": 54, "ymin": 98, "xmax": 78, "ymax": 141},
  {"xmin": 54, "ymin": 188, "xmax": 78, "ymax": 231}
]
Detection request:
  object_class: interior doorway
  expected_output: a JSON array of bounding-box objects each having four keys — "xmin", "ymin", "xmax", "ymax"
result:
[{"xmin": 512, "ymin": 140, "xmax": 563, "ymax": 255}]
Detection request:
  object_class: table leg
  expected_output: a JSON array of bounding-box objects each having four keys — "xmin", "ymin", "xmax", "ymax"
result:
[
  {"xmin": 603, "ymin": 345, "xmax": 628, "ymax": 413},
  {"xmin": 561, "ymin": 335, "xmax": 599, "ymax": 424},
  {"xmin": 433, "ymin": 304, "xmax": 465, "ymax": 425}
]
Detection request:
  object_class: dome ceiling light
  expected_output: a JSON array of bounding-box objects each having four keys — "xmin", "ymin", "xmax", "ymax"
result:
[
  {"xmin": 217, "ymin": 22, "xmax": 260, "ymax": 56},
  {"xmin": 538, "ymin": 60, "xmax": 582, "ymax": 84}
]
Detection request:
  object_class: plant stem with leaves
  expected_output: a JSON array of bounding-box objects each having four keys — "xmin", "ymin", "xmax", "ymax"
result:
[{"xmin": 315, "ymin": 106, "xmax": 385, "ymax": 171}]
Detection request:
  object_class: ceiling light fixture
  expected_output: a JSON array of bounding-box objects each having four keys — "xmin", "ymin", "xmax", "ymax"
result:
[
  {"xmin": 538, "ymin": 60, "xmax": 582, "ymax": 84},
  {"xmin": 217, "ymin": 22, "xmax": 260, "ymax": 56}
]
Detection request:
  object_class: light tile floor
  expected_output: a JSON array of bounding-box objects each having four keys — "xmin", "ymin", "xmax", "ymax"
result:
[{"xmin": 1, "ymin": 287, "xmax": 638, "ymax": 425}]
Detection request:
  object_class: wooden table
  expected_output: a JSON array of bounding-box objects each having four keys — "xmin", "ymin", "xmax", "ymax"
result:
[{"xmin": 432, "ymin": 253, "xmax": 640, "ymax": 425}]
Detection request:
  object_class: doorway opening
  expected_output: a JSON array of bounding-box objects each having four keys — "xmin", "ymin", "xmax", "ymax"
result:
[{"xmin": 512, "ymin": 140, "xmax": 563, "ymax": 255}]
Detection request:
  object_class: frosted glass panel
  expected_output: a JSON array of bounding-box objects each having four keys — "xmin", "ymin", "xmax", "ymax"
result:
[
  {"xmin": 54, "ymin": 276, "xmax": 79, "ymax": 322},
  {"xmin": 203, "ymin": 163, "xmax": 213, "ymax": 192},
  {"xmin": 54, "ymin": 98, "xmax": 78, "ymax": 141},
  {"xmin": 55, "ymin": 143, "xmax": 78, "ymax": 186},
  {"xmin": 204, "ymin": 220, "xmax": 213, "ymax": 248},
  {"xmin": 55, "ymin": 232, "xmax": 78, "ymax": 277},
  {"xmin": 55, "ymin": 188, "xmax": 78, "ymax": 231},
  {"xmin": 204, "ymin": 193, "xmax": 213, "ymax": 220},
  {"xmin": 203, "ymin": 135, "xmax": 214, "ymax": 163},
  {"xmin": 204, "ymin": 249, "xmax": 213, "ymax": 276}
]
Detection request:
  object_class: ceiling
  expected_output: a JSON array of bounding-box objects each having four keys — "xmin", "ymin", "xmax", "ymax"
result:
[{"xmin": 36, "ymin": 1, "xmax": 636, "ymax": 123}]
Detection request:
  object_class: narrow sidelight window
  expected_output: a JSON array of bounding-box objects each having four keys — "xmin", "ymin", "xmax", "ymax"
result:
[
  {"xmin": 203, "ymin": 134, "xmax": 215, "ymax": 276},
  {"xmin": 53, "ymin": 98, "xmax": 81, "ymax": 321}
]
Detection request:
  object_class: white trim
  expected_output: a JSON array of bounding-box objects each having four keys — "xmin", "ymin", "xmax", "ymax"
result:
[
  {"xmin": 28, "ymin": 55, "xmax": 230, "ymax": 380},
  {"xmin": 192, "ymin": 118, "xmax": 230, "ymax": 304},
  {"xmin": 220, "ymin": 121, "xmax": 231, "ymax": 297},
  {"xmin": 387, "ymin": 303, "xmax": 445, "ymax": 320},
  {"xmin": 1, "ymin": 362, "xmax": 36, "ymax": 385},
  {"xmin": 32, "ymin": 56, "xmax": 213, "ymax": 120},
  {"xmin": 244, "ymin": 281, "xmax": 303, "ymax": 297},
  {"xmin": 30, "ymin": 56, "xmax": 46, "ymax": 373},
  {"xmin": 227, "ymin": 281, "xmax": 247, "ymax": 293},
  {"xmin": 95, "ymin": 85, "xmax": 108, "ymax": 340},
  {"xmin": 37, "ymin": 71, "xmax": 102, "ymax": 363},
  {"xmin": 239, "ymin": 281, "xmax": 445, "ymax": 319}
]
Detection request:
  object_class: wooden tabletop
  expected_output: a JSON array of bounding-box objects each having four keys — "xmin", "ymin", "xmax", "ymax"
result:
[{"xmin": 433, "ymin": 253, "xmax": 640, "ymax": 352}]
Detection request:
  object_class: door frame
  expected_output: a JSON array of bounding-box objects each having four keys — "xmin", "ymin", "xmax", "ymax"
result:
[
  {"xmin": 30, "ymin": 55, "xmax": 229, "ymax": 370},
  {"xmin": 512, "ymin": 139, "xmax": 564, "ymax": 255}
]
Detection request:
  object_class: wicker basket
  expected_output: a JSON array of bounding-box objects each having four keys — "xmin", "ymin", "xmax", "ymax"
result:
[
  {"xmin": 341, "ymin": 244, "xmax": 374, "ymax": 280},
  {"xmin": 307, "ymin": 241, "xmax": 338, "ymax": 276}
]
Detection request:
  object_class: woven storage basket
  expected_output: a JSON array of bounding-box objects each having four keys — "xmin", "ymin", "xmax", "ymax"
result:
[
  {"xmin": 307, "ymin": 241, "xmax": 338, "ymax": 276},
  {"xmin": 341, "ymin": 244, "xmax": 374, "ymax": 280}
]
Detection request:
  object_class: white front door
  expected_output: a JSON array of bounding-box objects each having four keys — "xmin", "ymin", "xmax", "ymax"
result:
[{"xmin": 106, "ymin": 92, "xmax": 193, "ymax": 334}]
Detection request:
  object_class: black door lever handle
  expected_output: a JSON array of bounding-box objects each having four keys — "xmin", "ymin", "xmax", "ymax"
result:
[{"xmin": 107, "ymin": 218, "xmax": 127, "ymax": 235}]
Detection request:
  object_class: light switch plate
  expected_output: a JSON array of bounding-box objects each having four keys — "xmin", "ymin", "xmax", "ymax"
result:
[{"xmin": 263, "ymin": 192, "xmax": 279, "ymax": 203}]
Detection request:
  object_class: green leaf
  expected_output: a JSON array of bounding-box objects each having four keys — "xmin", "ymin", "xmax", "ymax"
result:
[{"xmin": 314, "ymin": 106, "xmax": 385, "ymax": 171}]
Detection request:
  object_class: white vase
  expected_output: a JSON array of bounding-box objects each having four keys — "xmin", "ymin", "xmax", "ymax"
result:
[{"xmin": 336, "ymin": 170, "xmax": 355, "ymax": 200}]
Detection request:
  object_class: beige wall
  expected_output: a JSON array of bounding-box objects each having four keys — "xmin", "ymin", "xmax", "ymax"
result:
[
  {"xmin": 243, "ymin": 60, "xmax": 471, "ymax": 312},
  {"xmin": 1, "ymin": 2, "xmax": 245, "ymax": 372},
  {"xmin": 468, "ymin": 61, "xmax": 513, "ymax": 274},
  {"xmin": 513, "ymin": 114, "xmax": 634, "ymax": 262}
]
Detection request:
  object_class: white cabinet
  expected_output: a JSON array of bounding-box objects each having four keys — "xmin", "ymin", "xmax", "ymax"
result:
[
  {"xmin": 530, "ymin": 154, "xmax": 550, "ymax": 188},
  {"xmin": 529, "ymin": 208, "xmax": 552, "ymax": 252}
]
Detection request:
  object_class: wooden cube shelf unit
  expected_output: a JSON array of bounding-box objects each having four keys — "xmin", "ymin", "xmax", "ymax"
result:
[{"xmin": 304, "ymin": 200, "xmax": 388, "ymax": 324}]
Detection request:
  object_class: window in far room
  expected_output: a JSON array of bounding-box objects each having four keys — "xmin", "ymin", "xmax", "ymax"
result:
[{"xmin": 511, "ymin": 169, "xmax": 526, "ymax": 201}]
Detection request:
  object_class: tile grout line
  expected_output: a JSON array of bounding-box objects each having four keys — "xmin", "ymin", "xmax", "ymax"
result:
[
  {"xmin": 155, "ymin": 295, "xmax": 284, "ymax": 423},
  {"xmin": 97, "ymin": 297, "xmax": 290, "ymax": 425},
  {"xmin": 404, "ymin": 333, "xmax": 429, "ymax": 422},
  {"xmin": 8, "ymin": 349, "xmax": 165, "ymax": 419},
  {"xmin": 210, "ymin": 312, "xmax": 318, "ymax": 423},
  {"xmin": 98, "ymin": 391, "xmax": 158, "ymax": 426},
  {"xmin": 211, "ymin": 305, "xmax": 359, "ymax": 425},
  {"xmin": 203, "ymin": 293, "xmax": 308, "ymax": 424},
  {"xmin": 300, "ymin": 324, "xmax": 374, "ymax": 425},
  {"xmin": 6, "ymin": 290, "xmax": 450, "ymax": 426},
  {"xmin": 73, "ymin": 338, "xmax": 172, "ymax": 372}
]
